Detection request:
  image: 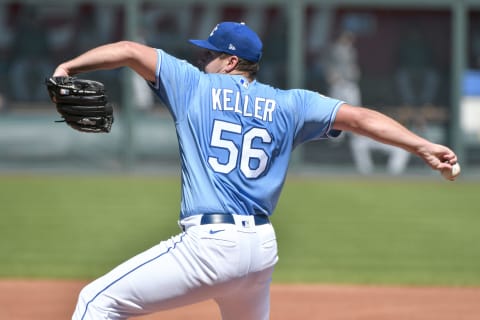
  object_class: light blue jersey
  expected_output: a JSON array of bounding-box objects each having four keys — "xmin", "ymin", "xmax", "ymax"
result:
[{"xmin": 150, "ymin": 49, "xmax": 344, "ymax": 219}]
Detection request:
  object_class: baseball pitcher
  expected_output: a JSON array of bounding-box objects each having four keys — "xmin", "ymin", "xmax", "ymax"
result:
[{"xmin": 47, "ymin": 22, "xmax": 459, "ymax": 320}]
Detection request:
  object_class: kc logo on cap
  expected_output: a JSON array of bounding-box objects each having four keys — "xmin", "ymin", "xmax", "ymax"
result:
[
  {"xmin": 189, "ymin": 21, "xmax": 263, "ymax": 63},
  {"xmin": 209, "ymin": 24, "xmax": 219, "ymax": 37}
]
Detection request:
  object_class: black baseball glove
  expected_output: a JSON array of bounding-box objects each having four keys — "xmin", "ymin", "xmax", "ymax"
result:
[{"xmin": 45, "ymin": 76, "xmax": 114, "ymax": 133}]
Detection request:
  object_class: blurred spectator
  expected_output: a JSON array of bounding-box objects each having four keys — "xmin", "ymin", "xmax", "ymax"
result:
[
  {"xmin": 132, "ymin": 30, "xmax": 155, "ymax": 112},
  {"xmin": 305, "ymin": 6, "xmax": 334, "ymax": 93},
  {"xmin": 395, "ymin": 28, "xmax": 439, "ymax": 107},
  {"xmin": 0, "ymin": 4, "xmax": 13, "ymax": 111},
  {"xmin": 8, "ymin": 5, "xmax": 53, "ymax": 102},
  {"xmin": 326, "ymin": 30, "xmax": 410, "ymax": 175},
  {"xmin": 257, "ymin": 9, "xmax": 287, "ymax": 88},
  {"xmin": 394, "ymin": 28, "xmax": 440, "ymax": 133},
  {"xmin": 326, "ymin": 30, "xmax": 360, "ymax": 85},
  {"xmin": 471, "ymin": 29, "xmax": 480, "ymax": 69},
  {"xmin": 392, "ymin": 26, "xmax": 451, "ymax": 145}
]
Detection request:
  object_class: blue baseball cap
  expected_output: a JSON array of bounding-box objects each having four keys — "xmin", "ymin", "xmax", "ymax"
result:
[{"xmin": 189, "ymin": 22, "xmax": 263, "ymax": 63}]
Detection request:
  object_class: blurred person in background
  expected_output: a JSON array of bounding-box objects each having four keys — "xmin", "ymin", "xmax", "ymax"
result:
[
  {"xmin": 395, "ymin": 29, "xmax": 439, "ymax": 108},
  {"xmin": 0, "ymin": 4, "xmax": 13, "ymax": 112},
  {"xmin": 394, "ymin": 28, "xmax": 440, "ymax": 134},
  {"xmin": 9, "ymin": 5, "xmax": 52, "ymax": 102},
  {"xmin": 327, "ymin": 30, "xmax": 410, "ymax": 175}
]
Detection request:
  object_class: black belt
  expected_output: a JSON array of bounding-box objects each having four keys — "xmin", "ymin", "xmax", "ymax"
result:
[{"xmin": 200, "ymin": 213, "xmax": 270, "ymax": 226}]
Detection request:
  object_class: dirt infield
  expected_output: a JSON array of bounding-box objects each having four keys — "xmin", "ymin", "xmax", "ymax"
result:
[{"xmin": 1, "ymin": 280, "xmax": 480, "ymax": 319}]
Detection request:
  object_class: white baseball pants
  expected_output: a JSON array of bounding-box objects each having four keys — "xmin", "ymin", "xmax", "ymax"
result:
[{"xmin": 72, "ymin": 214, "xmax": 279, "ymax": 320}]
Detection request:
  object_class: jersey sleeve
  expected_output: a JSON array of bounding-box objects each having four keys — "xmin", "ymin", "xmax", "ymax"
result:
[
  {"xmin": 148, "ymin": 49, "xmax": 201, "ymax": 121},
  {"xmin": 292, "ymin": 90, "xmax": 344, "ymax": 146}
]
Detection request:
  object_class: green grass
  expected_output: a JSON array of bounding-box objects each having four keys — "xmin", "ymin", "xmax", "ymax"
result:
[
  {"xmin": 0, "ymin": 175, "xmax": 182, "ymax": 278},
  {"xmin": 1, "ymin": 175, "xmax": 479, "ymax": 286},
  {"xmin": 273, "ymin": 178, "xmax": 480, "ymax": 286}
]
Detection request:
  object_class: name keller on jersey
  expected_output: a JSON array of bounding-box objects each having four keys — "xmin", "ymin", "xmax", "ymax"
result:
[{"xmin": 211, "ymin": 88, "xmax": 276, "ymax": 122}]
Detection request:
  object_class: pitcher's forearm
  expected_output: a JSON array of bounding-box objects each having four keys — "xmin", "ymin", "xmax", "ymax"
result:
[
  {"xmin": 54, "ymin": 42, "xmax": 131, "ymax": 75},
  {"xmin": 53, "ymin": 41, "xmax": 157, "ymax": 81},
  {"xmin": 334, "ymin": 105, "xmax": 428, "ymax": 155},
  {"xmin": 334, "ymin": 104, "xmax": 457, "ymax": 170},
  {"xmin": 354, "ymin": 110, "xmax": 429, "ymax": 155}
]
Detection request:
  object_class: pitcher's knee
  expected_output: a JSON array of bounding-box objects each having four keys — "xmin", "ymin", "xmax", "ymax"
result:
[{"xmin": 72, "ymin": 283, "xmax": 121, "ymax": 320}]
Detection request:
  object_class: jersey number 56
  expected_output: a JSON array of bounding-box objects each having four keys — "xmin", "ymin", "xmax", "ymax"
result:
[{"xmin": 208, "ymin": 119, "xmax": 272, "ymax": 179}]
